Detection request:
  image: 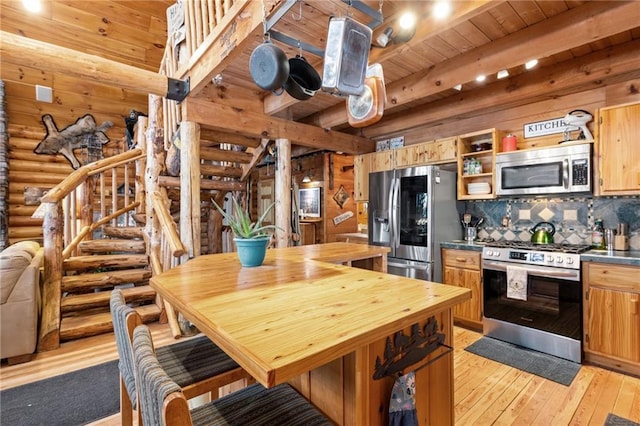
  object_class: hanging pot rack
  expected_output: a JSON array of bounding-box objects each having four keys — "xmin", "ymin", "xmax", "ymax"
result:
[{"xmin": 265, "ymin": 0, "xmax": 383, "ymax": 58}]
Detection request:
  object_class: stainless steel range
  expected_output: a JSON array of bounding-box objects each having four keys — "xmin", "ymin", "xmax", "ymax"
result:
[{"xmin": 481, "ymin": 241, "xmax": 591, "ymax": 363}]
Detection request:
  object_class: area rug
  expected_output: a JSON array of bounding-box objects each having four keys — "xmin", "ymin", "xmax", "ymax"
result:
[
  {"xmin": 605, "ymin": 413, "xmax": 640, "ymax": 426},
  {"xmin": 464, "ymin": 337, "xmax": 580, "ymax": 386},
  {"xmin": 0, "ymin": 359, "xmax": 119, "ymax": 425}
]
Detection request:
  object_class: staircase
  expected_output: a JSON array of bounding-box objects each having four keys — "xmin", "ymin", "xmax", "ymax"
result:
[{"xmin": 58, "ymin": 226, "xmax": 160, "ymax": 341}]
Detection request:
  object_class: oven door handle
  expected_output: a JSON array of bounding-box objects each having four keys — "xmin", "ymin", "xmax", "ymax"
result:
[{"xmin": 482, "ymin": 260, "xmax": 580, "ymax": 281}]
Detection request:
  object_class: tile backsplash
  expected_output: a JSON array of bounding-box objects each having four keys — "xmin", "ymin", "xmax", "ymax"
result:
[{"xmin": 462, "ymin": 195, "xmax": 640, "ymax": 249}]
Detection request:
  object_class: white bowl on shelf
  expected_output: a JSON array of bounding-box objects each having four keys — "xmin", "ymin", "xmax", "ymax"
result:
[{"xmin": 467, "ymin": 182, "xmax": 491, "ymax": 194}]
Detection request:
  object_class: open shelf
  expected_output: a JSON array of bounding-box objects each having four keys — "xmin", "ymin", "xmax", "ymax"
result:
[{"xmin": 457, "ymin": 128, "xmax": 503, "ymax": 200}]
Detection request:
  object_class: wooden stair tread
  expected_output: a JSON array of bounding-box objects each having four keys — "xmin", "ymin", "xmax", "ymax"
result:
[
  {"xmin": 102, "ymin": 226, "xmax": 145, "ymax": 239},
  {"xmin": 60, "ymin": 304, "xmax": 161, "ymax": 341},
  {"xmin": 78, "ymin": 239, "xmax": 146, "ymax": 254},
  {"xmin": 64, "ymin": 254, "xmax": 148, "ymax": 271},
  {"xmin": 61, "ymin": 285, "xmax": 156, "ymax": 313},
  {"xmin": 62, "ymin": 268, "xmax": 151, "ymax": 292}
]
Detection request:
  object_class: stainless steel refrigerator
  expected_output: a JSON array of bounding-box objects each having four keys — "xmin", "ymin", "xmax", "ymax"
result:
[{"xmin": 368, "ymin": 166, "xmax": 458, "ymax": 282}]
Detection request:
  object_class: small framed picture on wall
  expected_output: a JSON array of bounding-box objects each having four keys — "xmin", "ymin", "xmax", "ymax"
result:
[{"xmin": 299, "ymin": 187, "xmax": 321, "ymax": 218}]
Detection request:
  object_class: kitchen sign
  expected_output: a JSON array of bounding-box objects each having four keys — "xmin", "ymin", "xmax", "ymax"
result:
[{"xmin": 523, "ymin": 117, "xmax": 579, "ymax": 138}]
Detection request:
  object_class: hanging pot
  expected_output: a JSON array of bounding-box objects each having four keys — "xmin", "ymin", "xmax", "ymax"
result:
[
  {"xmin": 284, "ymin": 55, "xmax": 322, "ymax": 101},
  {"xmin": 249, "ymin": 40, "xmax": 290, "ymax": 92}
]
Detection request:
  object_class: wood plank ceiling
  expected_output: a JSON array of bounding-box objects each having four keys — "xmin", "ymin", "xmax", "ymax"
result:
[{"xmin": 1, "ymin": 1, "xmax": 639, "ymax": 144}]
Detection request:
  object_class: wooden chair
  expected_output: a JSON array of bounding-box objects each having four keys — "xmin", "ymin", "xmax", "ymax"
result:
[
  {"xmin": 131, "ymin": 324, "xmax": 334, "ymax": 426},
  {"xmin": 110, "ymin": 289, "xmax": 250, "ymax": 426}
]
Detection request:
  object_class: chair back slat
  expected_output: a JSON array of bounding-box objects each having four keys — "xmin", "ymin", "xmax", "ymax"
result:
[
  {"xmin": 109, "ymin": 289, "xmax": 142, "ymax": 406},
  {"xmin": 132, "ymin": 325, "xmax": 192, "ymax": 426}
]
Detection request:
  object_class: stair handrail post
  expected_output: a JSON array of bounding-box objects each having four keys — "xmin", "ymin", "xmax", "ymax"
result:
[
  {"xmin": 145, "ymin": 94, "xmax": 165, "ymax": 267},
  {"xmin": 135, "ymin": 116, "xmax": 148, "ymax": 219},
  {"xmin": 38, "ymin": 202, "xmax": 63, "ymax": 351},
  {"xmin": 78, "ymin": 176, "xmax": 97, "ymax": 255}
]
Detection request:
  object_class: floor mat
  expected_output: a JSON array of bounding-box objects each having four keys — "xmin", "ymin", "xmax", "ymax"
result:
[
  {"xmin": 464, "ymin": 337, "xmax": 580, "ymax": 386},
  {"xmin": 0, "ymin": 360, "xmax": 119, "ymax": 425}
]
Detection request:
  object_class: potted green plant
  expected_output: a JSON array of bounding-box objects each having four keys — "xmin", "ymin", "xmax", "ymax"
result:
[{"xmin": 212, "ymin": 197, "xmax": 279, "ymax": 267}]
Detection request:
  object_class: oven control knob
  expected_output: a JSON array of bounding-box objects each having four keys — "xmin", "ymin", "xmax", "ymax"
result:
[
  {"xmin": 486, "ymin": 250, "xmax": 493, "ymax": 256},
  {"xmin": 566, "ymin": 258, "xmax": 574, "ymax": 264},
  {"xmin": 547, "ymin": 255, "xmax": 554, "ymax": 262},
  {"xmin": 556, "ymin": 256, "xmax": 563, "ymax": 263}
]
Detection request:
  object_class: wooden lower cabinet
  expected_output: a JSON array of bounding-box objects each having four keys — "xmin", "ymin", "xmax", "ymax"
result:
[
  {"xmin": 583, "ymin": 262, "xmax": 640, "ymax": 376},
  {"xmin": 442, "ymin": 249, "xmax": 483, "ymax": 331}
]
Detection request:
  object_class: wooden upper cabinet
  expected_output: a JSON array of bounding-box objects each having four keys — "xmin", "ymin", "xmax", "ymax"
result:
[
  {"xmin": 353, "ymin": 154, "xmax": 372, "ymax": 202},
  {"xmin": 596, "ymin": 102, "xmax": 640, "ymax": 195},
  {"xmin": 353, "ymin": 138, "xmax": 457, "ymax": 201}
]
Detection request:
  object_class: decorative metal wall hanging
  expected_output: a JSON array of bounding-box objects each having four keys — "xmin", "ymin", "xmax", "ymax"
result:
[{"xmin": 373, "ymin": 316, "xmax": 450, "ymax": 380}]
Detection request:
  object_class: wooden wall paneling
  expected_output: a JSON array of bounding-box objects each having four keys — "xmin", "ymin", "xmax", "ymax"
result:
[
  {"xmin": 397, "ymin": 88, "xmax": 606, "ymax": 150},
  {"xmin": 322, "ymin": 153, "xmax": 357, "ymax": 243}
]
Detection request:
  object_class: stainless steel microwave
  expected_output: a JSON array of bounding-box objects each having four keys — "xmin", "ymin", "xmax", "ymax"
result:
[{"xmin": 495, "ymin": 143, "xmax": 591, "ymax": 196}]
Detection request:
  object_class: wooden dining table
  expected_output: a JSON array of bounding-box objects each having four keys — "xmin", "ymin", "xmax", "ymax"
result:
[{"xmin": 150, "ymin": 242, "xmax": 471, "ymax": 425}]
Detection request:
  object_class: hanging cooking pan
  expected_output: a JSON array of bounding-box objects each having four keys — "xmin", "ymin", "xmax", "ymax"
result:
[
  {"xmin": 284, "ymin": 55, "xmax": 322, "ymax": 101},
  {"xmin": 249, "ymin": 38, "xmax": 290, "ymax": 92}
]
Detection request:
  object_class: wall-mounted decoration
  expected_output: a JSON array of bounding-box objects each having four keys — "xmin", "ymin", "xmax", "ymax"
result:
[
  {"xmin": 373, "ymin": 316, "xmax": 448, "ymax": 380},
  {"xmin": 34, "ymin": 114, "xmax": 113, "ymax": 169},
  {"xmin": 333, "ymin": 184, "xmax": 349, "ymax": 208},
  {"xmin": 299, "ymin": 187, "xmax": 321, "ymax": 218},
  {"xmin": 332, "ymin": 211, "xmax": 353, "ymax": 225}
]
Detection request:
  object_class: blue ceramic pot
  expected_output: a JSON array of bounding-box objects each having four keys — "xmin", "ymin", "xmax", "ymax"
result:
[{"xmin": 234, "ymin": 237, "xmax": 269, "ymax": 267}]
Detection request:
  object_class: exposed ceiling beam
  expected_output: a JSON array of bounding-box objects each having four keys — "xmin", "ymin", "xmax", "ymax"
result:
[
  {"xmin": 200, "ymin": 129, "xmax": 261, "ymax": 148},
  {"xmin": 182, "ymin": 98, "xmax": 375, "ymax": 155},
  {"xmin": 0, "ymin": 30, "xmax": 170, "ymax": 98},
  {"xmin": 362, "ymin": 38, "xmax": 640, "ymax": 138},
  {"xmin": 304, "ymin": 1, "xmax": 640, "ymax": 130},
  {"xmin": 263, "ymin": 0, "xmax": 497, "ymax": 115}
]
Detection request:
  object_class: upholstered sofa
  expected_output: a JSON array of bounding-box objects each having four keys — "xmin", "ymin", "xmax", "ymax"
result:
[{"xmin": 1, "ymin": 241, "xmax": 43, "ymax": 364}]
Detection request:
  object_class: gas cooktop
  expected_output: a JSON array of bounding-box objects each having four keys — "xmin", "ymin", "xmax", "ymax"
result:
[{"xmin": 484, "ymin": 240, "xmax": 592, "ymax": 254}]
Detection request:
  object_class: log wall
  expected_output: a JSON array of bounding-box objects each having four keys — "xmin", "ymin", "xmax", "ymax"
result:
[{"xmin": 0, "ymin": 1, "xmax": 167, "ymax": 245}]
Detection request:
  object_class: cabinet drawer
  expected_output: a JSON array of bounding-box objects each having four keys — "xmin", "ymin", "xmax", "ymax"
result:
[
  {"xmin": 585, "ymin": 263, "xmax": 640, "ymax": 292},
  {"xmin": 443, "ymin": 249, "xmax": 481, "ymax": 270}
]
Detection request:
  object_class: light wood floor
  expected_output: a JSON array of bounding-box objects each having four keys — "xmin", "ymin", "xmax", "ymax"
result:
[{"xmin": 1, "ymin": 324, "xmax": 639, "ymax": 425}]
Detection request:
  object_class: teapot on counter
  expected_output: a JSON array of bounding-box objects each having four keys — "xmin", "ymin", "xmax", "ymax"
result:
[{"xmin": 530, "ymin": 222, "xmax": 555, "ymax": 244}]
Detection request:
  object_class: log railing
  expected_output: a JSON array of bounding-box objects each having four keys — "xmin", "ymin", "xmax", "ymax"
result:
[
  {"xmin": 149, "ymin": 189, "xmax": 186, "ymax": 337},
  {"xmin": 35, "ymin": 148, "xmax": 145, "ymax": 351},
  {"xmin": 160, "ymin": 0, "xmax": 237, "ymax": 148}
]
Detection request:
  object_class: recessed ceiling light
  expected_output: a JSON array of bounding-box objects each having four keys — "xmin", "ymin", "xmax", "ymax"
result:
[
  {"xmin": 475, "ymin": 75, "xmax": 486, "ymax": 83},
  {"xmin": 453, "ymin": 84, "xmax": 462, "ymax": 91},
  {"xmin": 22, "ymin": 0, "xmax": 41, "ymax": 13},
  {"xmin": 398, "ymin": 12, "xmax": 417, "ymax": 30},
  {"xmin": 433, "ymin": 2, "xmax": 452, "ymax": 20},
  {"xmin": 497, "ymin": 70, "xmax": 509, "ymax": 79},
  {"xmin": 525, "ymin": 59, "xmax": 539, "ymax": 70}
]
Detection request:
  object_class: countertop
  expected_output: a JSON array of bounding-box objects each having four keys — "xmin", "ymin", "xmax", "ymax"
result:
[
  {"xmin": 581, "ymin": 249, "xmax": 640, "ymax": 267},
  {"xmin": 441, "ymin": 241, "xmax": 640, "ymax": 267},
  {"xmin": 440, "ymin": 240, "xmax": 485, "ymax": 252},
  {"xmin": 151, "ymin": 242, "xmax": 470, "ymax": 388}
]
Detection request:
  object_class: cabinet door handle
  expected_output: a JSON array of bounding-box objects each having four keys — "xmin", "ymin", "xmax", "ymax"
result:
[
  {"xmin": 455, "ymin": 257, "xmax": 467, "ymax": 262},
  {"xmin": 631, "ymin": 296, "xmax": 639, "ymax": 315}
]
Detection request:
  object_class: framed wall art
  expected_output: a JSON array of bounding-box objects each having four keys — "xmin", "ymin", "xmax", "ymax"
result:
[{"xmin": 299, "ymin": 187, "xmax": 321, "ymax": 218}]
